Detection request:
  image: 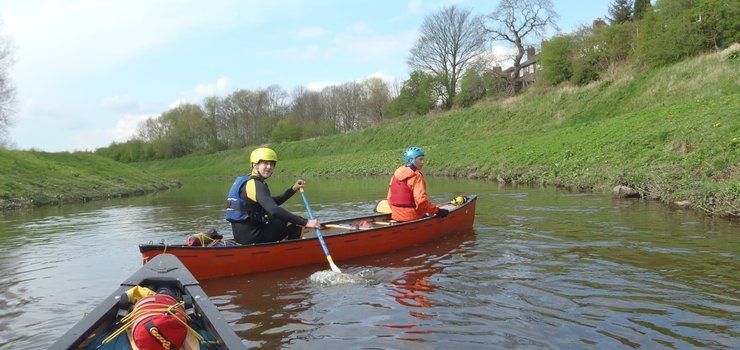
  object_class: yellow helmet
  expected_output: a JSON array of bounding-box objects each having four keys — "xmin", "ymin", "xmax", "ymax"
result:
[{"xmin": 250, "ymin": 147, "xmax": 278, "ymax": 165}]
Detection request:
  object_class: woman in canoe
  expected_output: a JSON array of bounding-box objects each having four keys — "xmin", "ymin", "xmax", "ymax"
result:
[
  {"xmin": 226, "ymin": 147, "xmax": 320, "ymax": 244},
  {"xmin": 387, "ymin": 146, "xmax": 449, "ymax": 222}
]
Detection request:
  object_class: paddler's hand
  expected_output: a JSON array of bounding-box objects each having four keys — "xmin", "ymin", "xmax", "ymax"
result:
[
  {"xmin": 292, "ymin": 179, "xmax": 306, "ymax": 192},
  {"xmin": 306, "ymin": 219, "xmax": 320, "ymax": 228}
]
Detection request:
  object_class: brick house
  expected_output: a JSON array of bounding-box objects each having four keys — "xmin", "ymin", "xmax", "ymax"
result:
[{"xmin": 491, "ymin": 46, "xmax": 539, "ymax": 91}]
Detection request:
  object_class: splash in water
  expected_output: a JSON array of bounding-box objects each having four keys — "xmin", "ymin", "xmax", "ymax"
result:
[{"xmin": 309, "ymin": 270, "xmax": 367, "ymax": 285}]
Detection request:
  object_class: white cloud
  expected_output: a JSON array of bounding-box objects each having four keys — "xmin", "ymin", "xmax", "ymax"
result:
[
  {"xmin": 112, "ymin": 113, "xmax": 153, "ymax": 140},
  {"xmin": 6, "ymin": 3, "xmax": 185, "ymax": 79},
  {"xmin": 477, "ymin": 45, "xmax": 519, "ymax": 69},
  {"xmin": 168, "ymin": 99, "xmax": 186, "ymax": 110},
  {"xmin": 297, "ymin": 26, "xmax": 330, "ymax": 38},
  {"xmin": 169, "ymin": 76, "xmax": 232, "ymax": 108},
  {"xmin": 306, "ymin": 72, "xmax": 400, "ymax": 92},
  {"xmin": 1, "ymin": 1, "xmax": 264, "ymax": 99},
  {"xmin": 366, "ymin": 71, "xmax": 397, "ymax": 83},
  {"xmin": 305, "ymin": 81, "xmax": 337, "ymax": 91},
  {"xmin": 72, "ymin": 113, "xmax": 154, "ymax": 151}
]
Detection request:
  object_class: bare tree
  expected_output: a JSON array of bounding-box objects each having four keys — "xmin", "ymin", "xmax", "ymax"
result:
[
  {"xmin": 264, "ymin": 84, "xmax": 290, "ymax": 119},
  {"xmin": 202, "ymin": 96, "xmax": 227, "ymax": 150},
  {"xmin": 362, "ymin": 77, "xmax": 390, "ymax": 125},
  {"xmin": 291, "ymin": 86, "xmax": 326, "ymax": 124},
  {"xmin": 486, "ymin": 0, "xmax": 559, "ymax": 93},
  {"xmin": 0, "ymin": 20, "xmax": 16, "ymax": 148},
  {"xmin": 408, "ymin": 5, "xmax": 487, "ymax": 109},
  {"xmin": 334, "ymin": 82, "xmax": 363, "ymax": 131},
  {"xmin": 221, "ymin": 90, "xmax": 250, "ymax": 147}
]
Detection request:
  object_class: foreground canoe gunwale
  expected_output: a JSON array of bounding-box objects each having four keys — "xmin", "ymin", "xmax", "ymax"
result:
[
  {"xmin": 49, "ymin": 254, "xmax": 246, "ymax": 350},
  {"xmin": 139, "ymin": 196, "xmax": 477, "ymax": 279}
]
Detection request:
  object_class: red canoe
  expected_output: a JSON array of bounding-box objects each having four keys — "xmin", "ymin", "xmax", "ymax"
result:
[{"xmin": 139, "ymin": 195, "xmax": 477, "ymax": 280}]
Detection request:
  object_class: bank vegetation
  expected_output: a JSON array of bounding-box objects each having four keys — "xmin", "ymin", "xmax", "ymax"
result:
[{"xmin": 134, "ymin": 45, "xmax": 739, "ymax": 218}]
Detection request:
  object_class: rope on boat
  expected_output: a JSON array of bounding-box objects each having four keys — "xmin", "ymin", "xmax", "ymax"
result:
[
  {"xmin": 101, "ymin": 300, "xmax": 205, "ymax": 345},
  {"xmin": 149, "ymin": 327, "xmax": 172, "ymax": 350}
]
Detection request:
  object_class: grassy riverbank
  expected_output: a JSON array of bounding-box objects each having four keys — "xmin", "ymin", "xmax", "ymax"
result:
[
  {"xmin": 0, "ymin": 149, "xmax": 180, "ymax": 210},
  {"xmin": 1, "ymin": 47, "xmax": 737, "ymax": 217},
  {"xmin": 135, "ymin": 46, "xmax": 739, "ymax": 217}
]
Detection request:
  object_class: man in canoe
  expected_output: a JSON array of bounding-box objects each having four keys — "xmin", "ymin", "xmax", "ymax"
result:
[
  {"xmin": 226, "ymin": 147, "xmax": 321, "ymax": 244},
  {"xmin": 387, "ymin": 146, "xmax": 448, "ymax": 222}
]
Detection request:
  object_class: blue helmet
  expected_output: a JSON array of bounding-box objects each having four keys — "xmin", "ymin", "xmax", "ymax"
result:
[{"xmin": 403, "ymin": 147, "xmax": 424, "ymax": 165}]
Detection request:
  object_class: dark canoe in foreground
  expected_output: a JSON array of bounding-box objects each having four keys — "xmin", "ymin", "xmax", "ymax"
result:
[
  {"xmin": 49, "ymin": 254, "xmax": 246, "ymax": 350},
  {"xmin": 140, "ymin": 195, "xmax": 477, "ymax": 280}
]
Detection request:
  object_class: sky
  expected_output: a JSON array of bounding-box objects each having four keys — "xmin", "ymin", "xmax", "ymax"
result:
[{"xmin": 0, "ymin": 0, "xmax": 614, "ymax": 152}]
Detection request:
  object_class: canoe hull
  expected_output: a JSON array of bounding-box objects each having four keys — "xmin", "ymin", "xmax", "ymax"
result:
[
  {"xmin": 49, "ymin": 254, "xmax": 245, "ymax": 350},
  {"xmin": 140, "ymin": 196, "xmax": 477, "ymax": 280}
]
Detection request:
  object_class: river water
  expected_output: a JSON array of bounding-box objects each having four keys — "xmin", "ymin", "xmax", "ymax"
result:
[{"xmin": 0, "ymin": 177, "xmax": 737, "ymax": 349}]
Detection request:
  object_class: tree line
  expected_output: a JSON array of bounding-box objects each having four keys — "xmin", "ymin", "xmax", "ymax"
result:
[
  {"xmin": 538, "ymin": 0, "xmax": 738, "ymax": 86},
  {"xmin": 95, "ymin": 78, "xmax": 395, "ymax": 161},
  {"xmin": 89, "ymin": 0, "xmax": 737, "ymax": 162}
]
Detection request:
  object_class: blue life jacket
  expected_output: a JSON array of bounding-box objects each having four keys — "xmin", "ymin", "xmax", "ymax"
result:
[{"xmin": 226, "ymin": 175, "xmax": 252, "ymax": 222}]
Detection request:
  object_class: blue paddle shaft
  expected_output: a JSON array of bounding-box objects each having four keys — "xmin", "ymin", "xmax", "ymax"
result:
[{"xmin": 300, "ymin": 191, "xmax": 332, "ymax": 259}]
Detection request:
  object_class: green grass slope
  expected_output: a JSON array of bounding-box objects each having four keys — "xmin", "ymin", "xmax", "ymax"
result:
[
  {"xmin": 135, "ymin": 46, "xmax": 739, "ymax": 217},
  {"xmin": 0, "ymin": 150, "xmax": 179, "ymax": 210}
]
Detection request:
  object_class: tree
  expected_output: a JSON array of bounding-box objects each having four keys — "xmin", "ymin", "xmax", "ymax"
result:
[
  {"xmin": 634, "ymin": 0, "xmax": 651, "ymax": 20},
  {"xmin": 95, "ymin": 139, "xmax": 155, "ymax": 162},
  {"xmin": 608, "ymin": 0, "xmax": 634, "ymax": 24},
  {"xmin": 271, "ymin": 117, "xmax": 302, "ymax": 143},
  {"xmin": 333, "ymin": 82, "xmax": 363, "ymax": 131},
  {"xmin": 135, "ymin": 104, "xmax": 207, "ymax": 158},
  {"xmin": 291, "ymin": 86, "xmax": 326, "ymax": 126},
  {"xmin": 454, "ymin": 69, "xmax": 487, "ymax": 107},
  {"xmin": 0, "ymin": 20, "xmax": 15, "ymax": 148},
  {"xmin": 591, "ymin": 21, "xmax": 637, "ymax": 70},
  {"xmin": 157, "ymin": 103, "xmax": 207, "ymax": 157},
  {"xmin": 362, "ymin": 77, "xmax": 391, "ymax": 125},
  {"xmin": 694, "ymin": 0, "xmax": 740, "ymax": 49},
  {"xmin": 540, "ymin": 35, "xmax": 575, "ymax": 85},
  {"xmin": 485, "ymin": 0, "xmax": 559, "ymax": 93},
  {"xmin": 220, "ymin": 90, "xmax": 250, "ymax": 148},
  {"xmin": 202, "ymin": 96, "xmax": 228, "ymax": 152},
  {"xmin": 383, "ymin": 71, "xmax": 438, "ymax": 118},
  {"xmin": 408, "ymin": 5, "xmax": 487, "ymax": 109},
  {"xmin": 635, "ymin": 0, "xmax": 704, "ymax": 68},
  {"xmin": 570, "ymin": 25, "xmax": 604, "ymax": 86}
]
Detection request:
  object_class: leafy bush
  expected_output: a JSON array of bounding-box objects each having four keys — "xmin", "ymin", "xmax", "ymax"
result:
[{"xmin": 540, "ymin": 35, "xmax": 575, "ymax": 85}]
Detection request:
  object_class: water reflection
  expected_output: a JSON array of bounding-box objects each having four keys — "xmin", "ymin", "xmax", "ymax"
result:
[
  {"xmin": 199, "ymin": 230, "xmax": 477, "ymax": 349},
  {"xmin": 0, "ymin": 178, "xmax": 738, "ymax": 349}
]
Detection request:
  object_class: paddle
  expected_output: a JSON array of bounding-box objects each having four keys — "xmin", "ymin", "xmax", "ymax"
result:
[
  {"xmin": 299, "ymin": 188, "xmax": 341, "ymax": 273},
  {"xmin": 375, "ymin": 199, "xmax": 391, "ymax": 214}
]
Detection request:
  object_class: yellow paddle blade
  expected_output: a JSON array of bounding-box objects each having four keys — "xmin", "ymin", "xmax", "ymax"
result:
[
  {"xmin": 375, "ymin": 199, "xmax": 391, "ymax": 214},
  {"xmin": 327, "ymin": 256, "xmax": 342, "ymax": 273}
]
